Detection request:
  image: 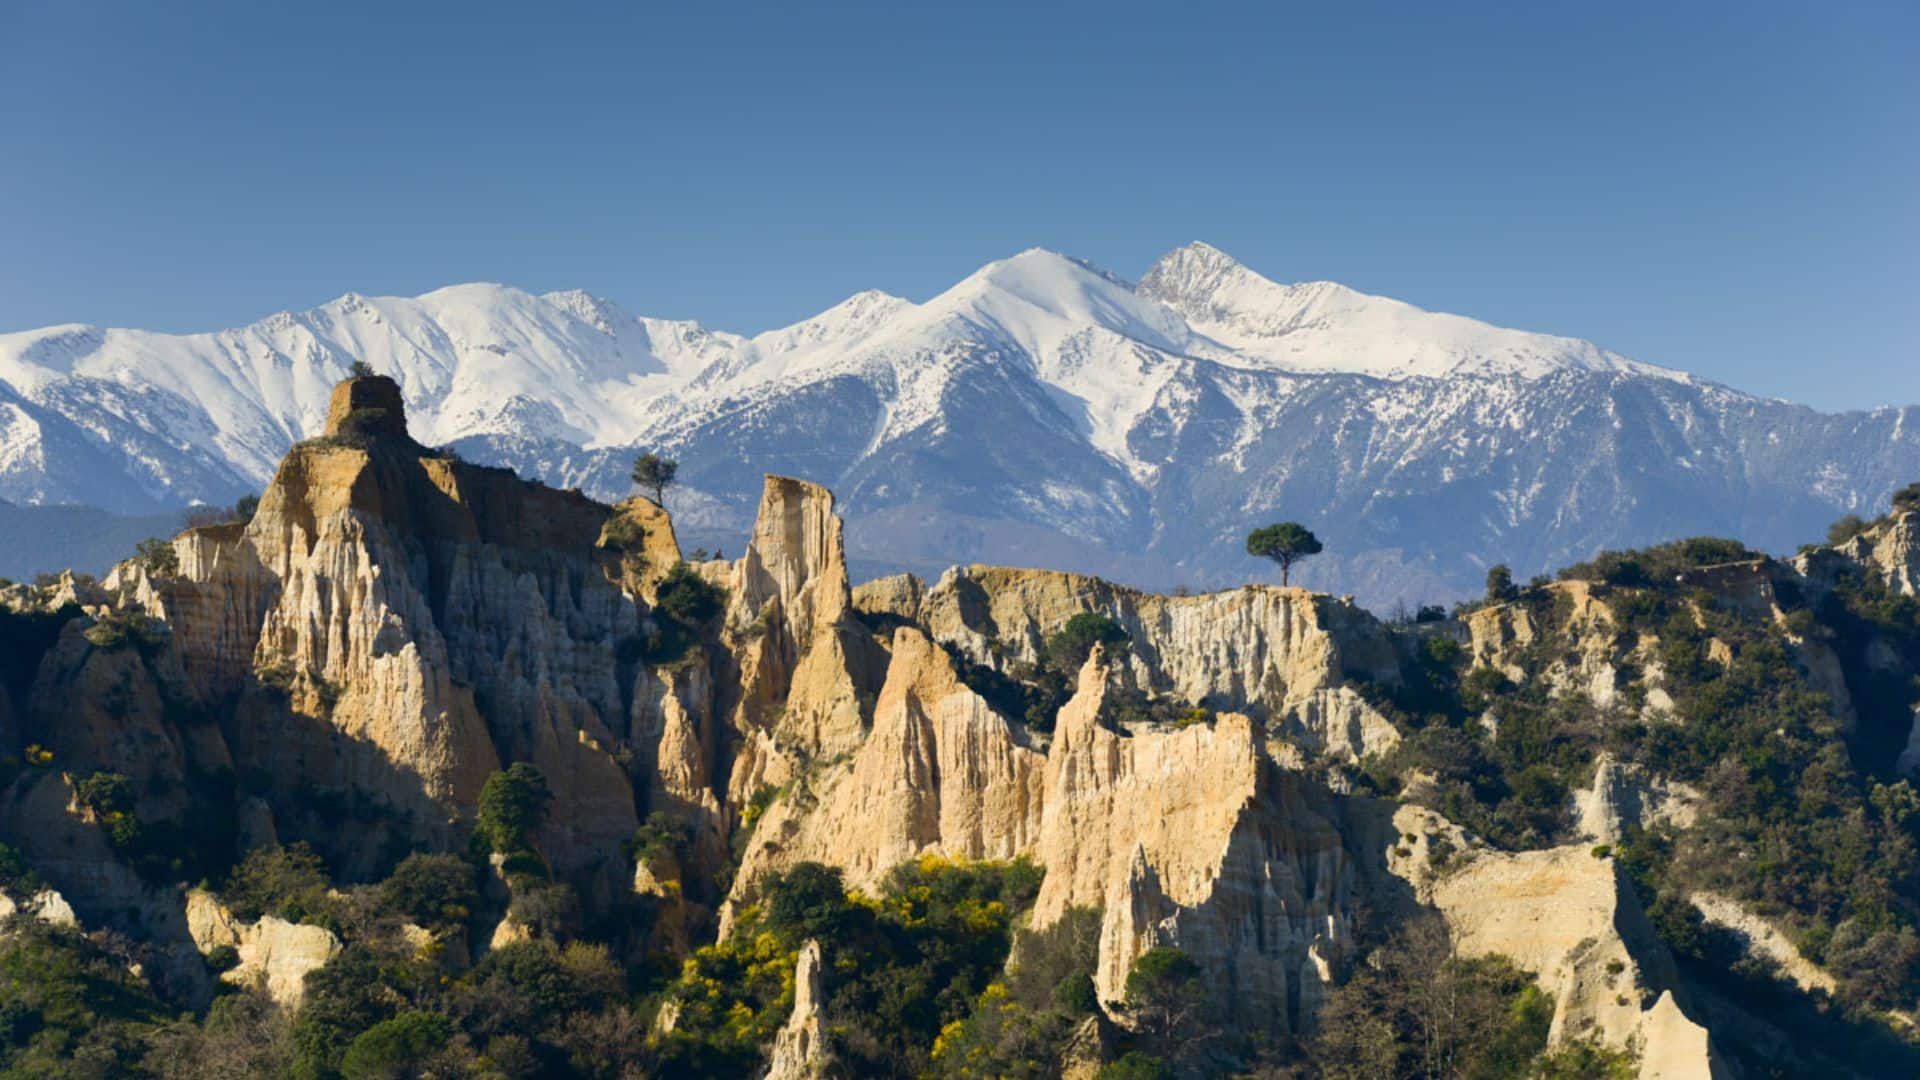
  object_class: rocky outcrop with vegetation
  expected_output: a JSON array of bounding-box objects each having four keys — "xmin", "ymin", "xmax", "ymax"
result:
[{"xmin": 0, "ymin": 375, "xmax": 1917, "ymax": 1077}]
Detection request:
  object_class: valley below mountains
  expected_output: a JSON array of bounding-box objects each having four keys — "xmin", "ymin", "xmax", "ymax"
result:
[
  {"xmin": 3, "ymin": 243, "xmax": 1917, "ymax": 607},
  {"xmin": 3, "ymin": 373, "xmax": 1920, "ymax": 1077}
]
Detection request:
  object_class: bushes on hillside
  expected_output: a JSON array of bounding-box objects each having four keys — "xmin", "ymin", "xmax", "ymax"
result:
[{"xmin": 658, "ymin": 855, "xmax": 1043, "ymax": 1076}]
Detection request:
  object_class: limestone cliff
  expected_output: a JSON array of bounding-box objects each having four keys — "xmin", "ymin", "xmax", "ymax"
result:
[
  {"xmin": 118, "ymin": 376, "xmax": 642, "ymax": 875},
  {"xmin": 6, "ymin": 374, "xmax": 1911, "ymax": 1077},
  {"xmin": 736, "ymin": 643, "xmax": 1374, "ymax": 1036},
  {"xmin": 722, "ymin": 476, "xmax": 886, "ymax": 803},
  {"xmin": 185, "ymin": 889, "xmax": 342, "ymax": 1009},
  {"xmin": 857, "ymin": 566, "xmax": 1401, "ymax": 760},
  {"xmin": 1431, "ymin": 846, "xmax": 1717, "ymax": 1073},
  {"xmin": 1823, "ymin": 508, "xmax": 1920, "ymax": 597},
  {"xmin": 761, "ymin": 938, "xmax": 832, "ymax": 1080}
]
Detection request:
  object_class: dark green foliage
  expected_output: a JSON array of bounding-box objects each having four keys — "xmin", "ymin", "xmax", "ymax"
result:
[
  {"xmin": 1559, "ymin": 536, "xmax": 1757, "ymax": 586},
  {"xmin": 134, "ymin": 537, "xmax": 179, "ymax": 578},
  {"xmin": 81, "ymin": 608, "xmax": 169, "ymax": 653},
  {"xmin": 931, "ymin": 904, "xmax": 1102, "ymax": 1077},
  {"xmin": 291, "ymin": 946, "xmax": 393, "ymax": 1078},
  {"xmin": 625, "ymin": 810, "xmax": 692, "ymax": 871},
  {"xmin": 653, "ymin": 562, "xmax": 722, "ymax": 626},
  {"xmin": 1894, "ymin": 481, "xmax": 1920, "ymax": 513},
  {"xmin": 339, "ymin": 1011, "xmax": 449, "ymax": 1079},
  {"xmin": 1827, "ymin": 514, "xmax": 1871, "ymax": 546},
  {"xmin": 1361, "ymin": 615, "xmax": 1609, "ymax": 849},
  {"xmin": 0, "ymin": 841, "xmax": 42, "ymax": 900},
  {"xmin": 1246, "ymin": 521, "xmax": 1323, "ymax": 585},
  {"xmin": 347, "ymin": 360, "xmax": 376, "ymax": 379},
  {"xmin": 0, "ymin": 918, "xmax": 169, "ymax": 1075},
  {"xmin": 597, "ymin": 511, "xmax": 647, "ymax": 556},
  {"xmin": 376, "ymin": 853, "xmax": 477, "ymax": 933},
  {"xmin": 1095, "ymin": 1051, "xmax": 1167, "ymax": 1079},
  {"xmin": 223, "ymin": 843, "xmax": 335, "ymax": 925},
  {"xmin": 477, "ymin": 763, "xmax": 551, "ymax": 855},
  {"xmin": 204, "ymin": 943, "xmax": 241, "ymax": 974},
  {"xmin": 75, "ymin": 771, "xmax": 144, "ymax": 852},
  {"xmin": 660, "ymin": 855, "xmax": 1043, "ymax": 1077},
  {"xmin": 1044, "ymin": 612, "xmax": 1129, "ymax": 673},
  {"xmin": 1485, "ymin": 563, "xmax": 1517, "ymax": 603},
  {"xmin": 1115, "ymin": 947, "xmax": 1209, "ymax": 1065},
  {"xmin": 74, "ymin": 772, "xmax": 133, "ymax": 818},
  {"xmin": 633, "ymin": 562, "xmax": 725, "ymax": 665}
]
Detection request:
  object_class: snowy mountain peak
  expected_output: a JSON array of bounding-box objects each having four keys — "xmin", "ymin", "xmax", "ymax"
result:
[
  {"xmin": 1140, "ymin": 242, "xmax": 1674, "ymax": 382},
  {"xmin": 925, "ymin": 248, "xmax": 1190, "ymax": 357}
]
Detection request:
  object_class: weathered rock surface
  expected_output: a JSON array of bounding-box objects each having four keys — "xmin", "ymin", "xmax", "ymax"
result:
[
  {"xmin": 3, "ymin": 376, "xmax": 1906, "ymax": 1073},
  {"xmin": 723, "ymin": 476, "xmax": 884, "ymax": 801},
  {"xmin": 1575, "ymin": 752, "xmax": 1701, "ymax": 844},
  {"xmin": 1823, "ymin": 509, "xmax": 1920, "ymax": 597},
  {"xmin": 857, "ymin": 567, "xmax": 1401, "ymax": 758},
  {"xmin": 736, "ymin": 626, "xmax": 1044, "ymax": 891},
  {"xmin": 1432, "ymin": 846, "xmax": 1721, "ymax": 1076},
  {"xmin": 1689, "ymin": 892, "xmax": 1837, "ymax": 998},
  {"xmin": 761, "ymin": 938, "xmax": 831, "ymax": 1080},
  {"xmin": 185, "ymin": 889, "xmax": 342, "ymax": 1009},
  {"xmin": 1467, "ymin": 582, "xmax": 1631, "ymax": 710},
  {"xmin": 0, "ymin": 887, "xmax": 78, "ymax": 929},
  {"xmin": 737, "ymin": 645, "xmax": 1367, "ymax": 1036},
  {"xmin": 123, "ymin": 377, "xmax": 643, "ymax": 875}
]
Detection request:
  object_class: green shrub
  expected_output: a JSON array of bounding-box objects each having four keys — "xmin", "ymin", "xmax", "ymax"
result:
[
  {"xmin": 653, "ymin": 562, "xmax": 724, "ymax": 626},
  {"xmin": 0, "ymin": 918, "xmax": 169, "ymax": 1074},
  {"xmin": 83, "ymin": 609, "xmax": 169, "ymax": 652},
  {"xmin": 339, "ymin": 1010, "xmax": 450, "ymax": 1079},
  {"xmin": 223, "ymin": 843, "xmax": 333, "ymax": 925},
  {"xmin": 660, "ymin": 855, "xmax": 1042, "ymax": 1077},
  {"xmin": 477, "ymin": 763, "xmax": 551, "ymax": 855},
  {"xmin": 204, "ymin": 943, "xmax": 241, "ymax": 974},
  {"xmin": 135, "ymin": 537, "xmax": 179, "ymax": 578},
  {"xmin": 1044, "ymin": 612, "xmax": 1129, "ymax": 673},
  {"xmin": 377, "ymin": 853, "xmax": 478, "ymax": 932}
]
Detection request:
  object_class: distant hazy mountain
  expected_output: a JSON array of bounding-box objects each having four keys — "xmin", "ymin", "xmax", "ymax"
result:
[
  {"xmin": 3, "ymin": 243, "xmax": 1915, "ymax": 605},
  {"xmin": 0, "ymin": 499, "xmax": 185, "ymax": 583}
]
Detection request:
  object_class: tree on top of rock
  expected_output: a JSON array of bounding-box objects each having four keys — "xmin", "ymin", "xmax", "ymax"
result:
[
  {"xmin": 1246, "ymin": 522, "xmax": 1323, "ymax": 586},
  {"xmin": 631, "ymin": 451, "xmax": 679, "ymax": 507}
]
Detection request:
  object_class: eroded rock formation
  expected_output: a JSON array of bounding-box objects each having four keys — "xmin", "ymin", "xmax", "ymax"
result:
[{"xmin": 13, "ymin": 373, "xmax": 1905, "ymax": 1076}]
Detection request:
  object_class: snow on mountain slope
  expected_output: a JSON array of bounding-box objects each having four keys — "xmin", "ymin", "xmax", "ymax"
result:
[
  {"xmin": 1139, "ymin": 241, "xmax": 1680, "ymax": 381},
  {"xmin": 1, "ymin": 243, "xmax": 1915, "ymax": 606}
]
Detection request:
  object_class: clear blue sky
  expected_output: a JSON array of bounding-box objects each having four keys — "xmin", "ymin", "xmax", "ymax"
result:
[{"xmin": 2, "ymin": 1, "xmax": 1914, "ymax": 410}]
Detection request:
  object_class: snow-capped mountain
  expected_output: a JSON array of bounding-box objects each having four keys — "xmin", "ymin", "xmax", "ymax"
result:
[{"xmin": 3, "ymin": 243, "xmax": 1916, "ymax": 606}]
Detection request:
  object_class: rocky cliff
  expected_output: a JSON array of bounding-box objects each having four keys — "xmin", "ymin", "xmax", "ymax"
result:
[{"xmin": 5, "ymin": 375, "xmax": 1917, "ymax": 1076}]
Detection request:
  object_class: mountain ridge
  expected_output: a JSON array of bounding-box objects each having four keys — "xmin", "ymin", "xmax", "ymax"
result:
[{"xmin": 2, "ymin": 244, "xmax": 1916, "ymax": 606}]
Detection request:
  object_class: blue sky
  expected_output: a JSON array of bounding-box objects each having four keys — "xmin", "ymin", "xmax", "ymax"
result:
[{"xmin": 1, "ymin": 1, "xmax": 1913, "ymax": 410}]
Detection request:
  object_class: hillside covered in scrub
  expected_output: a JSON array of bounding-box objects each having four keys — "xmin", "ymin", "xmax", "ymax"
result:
[{"xmin": 2, "ymin": 374, "xmax": 1920, "ymax": 1078}]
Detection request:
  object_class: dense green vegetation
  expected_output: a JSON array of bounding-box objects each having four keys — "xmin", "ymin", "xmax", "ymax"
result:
[
  {"xmin": 659, "ymin": 855, "xmax": 1042, "ymax": 1076},
  {"xmin": 1353, "ymin": 506, "xmax": 1920, "ymax": 1073}
]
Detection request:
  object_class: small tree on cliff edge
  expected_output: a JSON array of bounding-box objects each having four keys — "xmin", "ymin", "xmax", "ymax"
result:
[
  {"xmin": 632, "ymin": 451, "xmax": 679, "ymax": 507},
  {"xmin": 1485, "ymin": 564, "xmax": 1518, "ymax": 603},
  {"xmin": 1246, "ymin": 522, "xmax": 1323, "ymax": 586}
]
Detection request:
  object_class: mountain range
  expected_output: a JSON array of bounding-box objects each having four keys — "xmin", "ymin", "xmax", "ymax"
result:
[{"xmin": 3, "ymin": 242, "xmax": 1915, "ymax": 605}]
